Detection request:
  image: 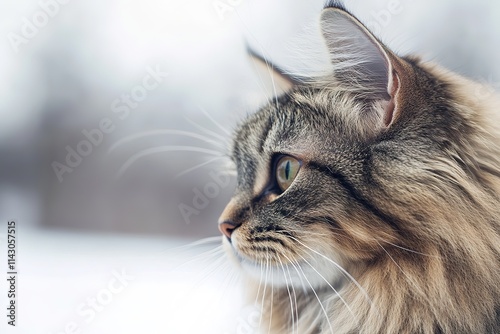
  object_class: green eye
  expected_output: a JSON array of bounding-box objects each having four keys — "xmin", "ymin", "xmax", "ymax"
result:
[{"xmin": 276, "ymin": 155, "xmax": 301, "ymax": 192}]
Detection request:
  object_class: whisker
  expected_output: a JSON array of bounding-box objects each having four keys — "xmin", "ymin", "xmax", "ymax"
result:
[
  {"xmin": 284, "ymin": 261, "xmax": 300, "ymax": 334},
  {"xmin": 281, "ymin": 255, "xmax": 302, "ymax": 333},
  {"xmin": 188, "ymin": 255, "xmax": 229, "ymax": 285},
  {"xmin": 379, "ymin": 239, "xmax": 443, "ymax": 259},
  {"xmin": 258, "ymin": 256, "xmax": 269, "ymax": 333},
  {"xmin": 179, "ymin": 259, "xmax": 232, "ymax": 323},
  {"xmin": 214, "ymin": 264, "xmax": 241, "ymax": 321},
  {"xmin": 282, "ymin": 254, "xmax": 321, "ymax": 333},
  {"xmin": 220, "ymin": 170, "xmax": 237, "ymax": 177},
  {"xmin": 168, "ymin": 257, "xmax": 231, "ymax": 333},
  {"xmin": 174, "ymin": 156, "xmax": 227, "ymax": 179},
  {"xmin": 294, "ymin": 214, "xmax": 442, "ymax": 258},
  {"xmin": 294, "ymin": 256, "xmax": 334, "ymax": 334},
  {"xmin": 275, "ymin": 228, "xmax": 332, "ymax": 238},
  {"xmin": 254, "ymin": 258, "xmax": 265, "ymax": 307},
  {"xmin": 115, "ymin": 145, "xmax": 224, "ymax": 178},
  {"xmin": 185, "ymin": 117, "xmax": 227, "ymax": 142},
  {"xmin": 268, "ymin": 257, "xmax": 274, "ymax": 334},
  {"xmin": 169, "ymin": 245, "xmax": 224, "ymax": 273},
  {"xmin": 163, "ymin": 236, "xmax": 222, "ymax": 253},
  {"xmin": 298, "ymin": 254, "xmax": 358, "ymax": 325},
  {"xmin": 281, "ymin": 253, "xmax": 309, "ymax": 296},
  {"xmin": 376, "ymin": 240, "xmax": 432, "ymax": 305},
  {"xmin": 107, "ymin": 129, "xmax": 224, "ymax": 154},
  {"xmin": 287, "ymin": 235, "xmax": 376, "ymax": 312},
  {"xmin": 197, "ymin": 105, "xmax": 232, "ymax": 136},
  {"xmin": 196, "ymin": 264, "xmax": 237, "ymax": 331},
  {"xmin": 277, "ymin": 256, "xmax": 296, "ymax": 334}
]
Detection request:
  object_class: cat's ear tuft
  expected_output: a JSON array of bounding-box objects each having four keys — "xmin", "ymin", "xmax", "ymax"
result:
[
  {"xmin": 320, "ymin": 6, "xmax": 402, "ymax": 128},
  {"xmin": 246, "ymin": 46, "xmax": 298, "ymax": 97},
  {"xmin": 324, "ymin": 0, "xmax": 347, "ymax": 11}
]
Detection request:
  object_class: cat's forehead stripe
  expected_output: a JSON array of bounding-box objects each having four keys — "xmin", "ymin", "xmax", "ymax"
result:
[
  {"xmin": 251, "ymin": 114, "xmax": 277, "ymax": 195},
  {"xmin": 232, "ymin": 107, "xmax": 280, "ymax": 191}
]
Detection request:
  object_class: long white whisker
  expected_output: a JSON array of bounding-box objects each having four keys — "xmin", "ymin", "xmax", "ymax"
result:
[
  {"xmin": 298, "ymin": 254, "xmax": 358, "ymax": 324},
  {"xmin": 282, "ymin": 254, "xmax": 319, "ymax": 333},
  {"xmin": 190, "ymin": 255, "xmax": 228, "ymax": 284},
  {"xmin": 295, "ymin": 257, "xmax": 334, "ymax": 334},
  {"xmin": 258, "ymin": 256, "xmax": 270, "ymax": 332},
  {"xmin": 107, "ymin": 129, "xmax": 224, "ymax": 154},
  {"xmin": 185, "ymin": 117, "xmax": 227, "ymax": 141},
  {"xmin": 214, "ymin": 264, "xmax": 240, "ymax": 323},
  {"xmin": 180, "ymin": 256, "xmax": 228, "ymax": 297},
  {"xmin": 277, "ymin": 256, "xmax": 296, "ymax": 334},
  {"xmin": 170, "ymin": 258, "xmax": 230, "ymax": 333},
  {"xmin": 285, "ymin": 262, "xmax": 299, "ymax": 334},
  {"xmin": 198, "ymin": 105, "xmax": 232, "ymax": 136},
  {"xmin": 268, "ymin": 258, "xmax": 274, "ymax": 334},
  {"xmin": 379, "ymin": 239, "xmax": 442, "ymax": 258},
  {"xmin": 163, "ymin": 236, "xmax": 222, "ymax": 253},
  {"xmin": 288, "ymin": 235, "xmax": 375, "ymax": 311},
  {"xmin": 255, "ymin": 259, "xmax": 265, "ymax": 307},
  {"xmin": 275, "ymin": 228, "xmax": 332, "ymax": 237},
  {"xmin": 116, "ymin": 145, "xmax": 224, "ymax": 178},
  {"xmin": 196, "ymin": 264, "xmax": 234, "ymax": 331},
  {"xmin": 281, "ymin": 253, "xmax": 309, "ymax": 296},
  {"xmin": 376, "ymin": 240, "xmax": 432, "ymax": 305},
  {"xmin": 169, "ymin": 245, "xmax": 224, "ymax": 272},
  {"xmin": 287, "ymin": 258, "xmax": 320, "ymax": 333},
  {"xmin": 174, "ymin": 156, "xmax": 226, "ymax": 179}
]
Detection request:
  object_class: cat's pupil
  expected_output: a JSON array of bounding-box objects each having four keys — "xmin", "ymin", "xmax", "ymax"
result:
[
  {"xmin": 275, "ymin": 156, "xmax": 300, "ymax": 192},
  {"xmin": 285, "ymin": 161, "xmax": 291, "ymax": 179}
]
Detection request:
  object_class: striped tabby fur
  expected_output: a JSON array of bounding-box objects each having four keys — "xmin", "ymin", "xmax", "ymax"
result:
[{"xmin": 219, "ymin": 2, "xmax": 500, "ymax": 333}]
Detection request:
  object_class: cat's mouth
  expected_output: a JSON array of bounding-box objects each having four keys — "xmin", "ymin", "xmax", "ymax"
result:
[{"xmin": 224, "ymin": 232, "xmax": 293, "ymax": 266}]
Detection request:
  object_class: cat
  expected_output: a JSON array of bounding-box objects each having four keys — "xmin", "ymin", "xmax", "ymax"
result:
[{"xmin": 218, "ymin": 1, "xmax": 500, "ymax": 333}]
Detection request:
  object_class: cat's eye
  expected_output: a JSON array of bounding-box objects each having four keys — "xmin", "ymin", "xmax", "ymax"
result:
[{"xmin": 275, "ymin": 155, "xmax": 301, "ymax": 192}]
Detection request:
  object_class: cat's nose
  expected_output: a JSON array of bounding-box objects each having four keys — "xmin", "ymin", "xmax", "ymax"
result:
[
  {"xmin": 219, "ymin": 220, "xmax": 241, "ymax": 240},
  {"xmin": 218, "ymin": 198, "xmax": 243, "ymax": 240}
]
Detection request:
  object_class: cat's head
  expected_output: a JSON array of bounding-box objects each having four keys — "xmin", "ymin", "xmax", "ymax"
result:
[{"xmin": 218, "ymin": 2, "xmax": 499, "ymax": 288}]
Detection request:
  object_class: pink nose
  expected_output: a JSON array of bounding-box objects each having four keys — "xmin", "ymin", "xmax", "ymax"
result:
[{"xmin": 219, "ymin": 221, "xmax": 240, "ymax": 240}]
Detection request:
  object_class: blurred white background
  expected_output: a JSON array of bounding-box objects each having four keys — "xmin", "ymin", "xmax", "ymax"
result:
[{"xmin": 0, "ymin": 0, "xmax": 498, "ymax": 333}]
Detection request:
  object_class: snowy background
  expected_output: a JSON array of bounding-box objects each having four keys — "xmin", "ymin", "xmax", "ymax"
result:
[{"xmin": 0, "ymin": 0, "xmax": 499, "ymax": 333}]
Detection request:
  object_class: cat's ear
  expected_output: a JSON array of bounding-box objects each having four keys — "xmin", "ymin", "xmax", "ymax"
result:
[
  {"xmin": 320, "ymin": 3, "xmax": 402, "ymax": 127},
  {"xmin": 247, "ymin": 46, "xmax": 298, "ymax": 97}
]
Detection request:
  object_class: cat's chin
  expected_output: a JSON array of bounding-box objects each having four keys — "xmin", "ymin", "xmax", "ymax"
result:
[{"xmin": 222, "ymin": 236, "xmax": 345, "ymax": 290}]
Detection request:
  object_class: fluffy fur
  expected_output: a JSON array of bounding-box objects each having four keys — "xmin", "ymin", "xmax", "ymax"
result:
[{"xmin": 219, "ymin": 2, "xmax": 500, "ymax": 333}]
